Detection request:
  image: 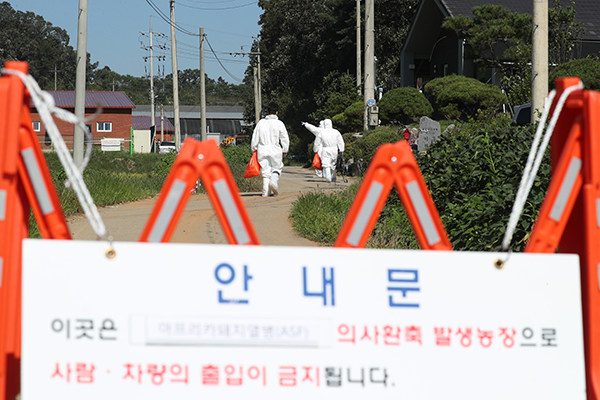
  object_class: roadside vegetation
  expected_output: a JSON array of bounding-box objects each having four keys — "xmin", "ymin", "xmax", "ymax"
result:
[
  {"xmin": 290, "ymin": 118, "xmax": 549, "ymax": 252},
  {"xmin": 30, "ymin": 145, "xmax": 262, "ymax": 237}
]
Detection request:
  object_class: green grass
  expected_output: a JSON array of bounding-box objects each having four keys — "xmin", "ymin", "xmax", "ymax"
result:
[
  {"xmin": 30, "ymin": 149, "xmax": 261, "ymax": 238},
  {"xmin": 289, "ymin": 182, "xmax": 420, "ymax": 249}
]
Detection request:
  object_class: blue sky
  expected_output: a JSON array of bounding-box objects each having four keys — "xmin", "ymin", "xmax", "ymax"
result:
[{"xmin": 13, "ymin": 0, "xmax": 263, "ymax": 84}]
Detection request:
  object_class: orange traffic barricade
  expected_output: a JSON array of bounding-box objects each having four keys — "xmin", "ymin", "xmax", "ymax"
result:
[
  {"xmin": 335, "ymin": 140, "xmax": 451, "ymax": 250},
  {"xmin": 525, "ymin": 77, "xmax": 600, "ymax": 400},
  {"xmin": 140, "ymin": 138, "xmax": 260, "ymax": 245},
  {"xmin": 0, "ymin": 61, "xmax": 72, "ymax": 400}
]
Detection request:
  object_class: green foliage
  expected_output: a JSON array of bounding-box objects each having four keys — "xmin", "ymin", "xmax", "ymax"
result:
[
  {"xmin": 220, "ymin": 144, "xmax": 263, "ymax": 193},
  {"xmin": 424, "ymin": 75, "xmax": 507, "ymax": 121},
  {"xmin": 343, "ymin": 126, "xmax": 401, "ymax": 167},
  {"xmin": 442, "ymin": 2, "xmax": 583, "ymax": 107},
  {"xmin": 255, "ymin": 0, "xmax": 419, "ymax": 155},
  {"xmin": 0, "ymin": 2, "xmax": 96, "ymax": 90},
  {"xmin": 309, "ymin": 72, "xmax": 361, "ymax": 122},
  {"xmin": 416, "ymin": 124, "xmax": 549, "ymax": 251},
  {"xmin": 378, "ymin": 87, "xmax": 433, "ymax": 124},
  {"xmin": 549, "ymin": 58, "xmax": 600, "ymax": 90},
  {"xmin": 332, "ymin": 101, "xmax": 364, "ymax": 134},
  {"xmin": 290, "ymin": 185, "xmax": 359, "ymax": 244}
]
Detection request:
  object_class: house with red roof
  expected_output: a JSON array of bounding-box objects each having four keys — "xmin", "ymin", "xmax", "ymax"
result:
[{"xmin": 30, "ymin": 91, "xmax": 136, "ymax": 150}]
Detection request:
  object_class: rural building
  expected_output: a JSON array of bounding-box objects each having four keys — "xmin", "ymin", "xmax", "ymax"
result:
[
  {"xmin": 133, "ymin": 105, "xmax": 250, "ymax": 144},
  {"xmin": 398, "ymin": 0, "xmax": 600, "ymax": 89},
  {"xmin": 30, "ymin": 91, "xmax": 135, "ymax": 150},
  {"xmin": 132, "ymin": 116, "xmax": 175, "ymax": 153}
]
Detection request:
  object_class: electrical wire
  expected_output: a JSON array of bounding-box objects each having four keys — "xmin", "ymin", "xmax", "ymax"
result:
[
  {"xmin": 177, "ymin": 1, "xmax": 258, "ymax": 11},
  {"xmin": 204, "ymin": 36, "xmax": 243, "ymax": 82}
]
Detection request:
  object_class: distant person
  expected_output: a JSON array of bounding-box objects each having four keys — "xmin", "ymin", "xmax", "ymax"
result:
[
  {"xmin": 302, "ymin": 120, "xmax": 325, "ymax": 178},
  {"xmin": 313, "ymin": 119, "xmax": 344, "ymax": 182},
  {"xmin": 251, "ymin": 103, "xmax": 290, "ymax": 197}
]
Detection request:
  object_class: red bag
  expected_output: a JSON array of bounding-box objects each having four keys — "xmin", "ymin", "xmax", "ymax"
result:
[
  {"xmin": 244, "ymin": 151, "xmax": 260, "ymax": 178},
  {"xmin": 312, "ymin": 153, "xmax": 322, "ymax": 170}
]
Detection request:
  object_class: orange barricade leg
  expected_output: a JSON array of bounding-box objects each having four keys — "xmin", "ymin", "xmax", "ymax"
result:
[
  {"xmin": 140, "ymin": 138, "xmax": 260, "ymax": 245},
  {"xmin": 525, "ymin": 78, "xmax": 600, "ymax": 400},
  {"xmin": 0, "ymin": 61, "xmax": 29, "ymax": 400},
  {"xmin": 579, "ymin": 90, "xmax": 600, "ymax": 400},
  {"xmin": 335, "ymin": 140, "xmax": 451, "ymax": 250}
]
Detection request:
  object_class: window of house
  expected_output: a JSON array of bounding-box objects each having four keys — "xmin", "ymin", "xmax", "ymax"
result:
[
  {"xmin": 97, "ymin": 122, "xmax": 112, "ymax": 132},
  {"xmin": 32, "ymin": 121, "xmax": 41, "ymax": 132}
]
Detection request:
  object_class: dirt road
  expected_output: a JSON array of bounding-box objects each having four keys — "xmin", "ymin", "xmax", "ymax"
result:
[{"xmin": 67, "ymin": 166, "xmax": 355, "ymax": 246}]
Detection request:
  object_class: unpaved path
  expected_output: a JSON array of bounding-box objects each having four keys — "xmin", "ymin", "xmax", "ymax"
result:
[{"xmin": 67, "ymin": 166, "xmax": 355, "ymax": 246}]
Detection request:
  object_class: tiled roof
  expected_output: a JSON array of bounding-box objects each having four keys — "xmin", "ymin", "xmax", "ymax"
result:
[
  {"xmin": 132, "ymin": 116, "xmax": 174, "ymax": 131},
  {"xmin": 439, "ymin": 0, "xmax": 600, "ymax": 41},
  {"xmin": 38, "ymin": 91, "xmax": 136, "ymax": 109}
]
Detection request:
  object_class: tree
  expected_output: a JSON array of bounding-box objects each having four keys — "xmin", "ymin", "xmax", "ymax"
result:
[
  {"xmin": 378, "ymin": 87, "xmax": 433, "ymax": 124},
  {"xmin": 442, "ymin": 2, "xmax": 583, "ymax": 107},
  {"xmin": 0, "ymin": 2, "xmax": 98, "ymax": 90},
  {"xmin": 255, "ymin": 0, "xmax": 419, "ymax": 153}
]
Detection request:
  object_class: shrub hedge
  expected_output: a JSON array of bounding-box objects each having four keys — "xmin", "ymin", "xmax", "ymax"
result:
[
  {"xmin": 378, "ymin": 87, "xmax": 433, "ymax": 125},
  {"xmin": 424, "ymin": 75, "xmax": 507, "ymax": 121}
]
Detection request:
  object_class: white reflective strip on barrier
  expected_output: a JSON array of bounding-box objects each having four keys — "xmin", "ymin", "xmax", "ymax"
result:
[
  {"xmin": 347, "ymin": 181, "xmax": 384, "ymax": 247},
  {"xmin": 0, "ymin": 190, "xmax": 6, "ymax": 220},
  {"xmin": 405, "ymin": 181, "xmax": 441, "ymax": 246},
  {"xmin": 550, "ymin": 157, "xmax": 582, "ymax": 222},
  {"xmin": 597, "ymin": 199, "xmax": 600, "ymax": 228},
  {"xmin": 213, "ymin": 179, "xmax": 250, "ymax": 245},
  {"xmin": 0, "ymin": 257, "xmax": 3, "ymax": 287},
  {"xmin": 147, "ymin": 179, "xmax": 187, "ymax": 243},
  {"xmin": 21, "ymin": 148, "xmax": 54, "ymax": 215}
]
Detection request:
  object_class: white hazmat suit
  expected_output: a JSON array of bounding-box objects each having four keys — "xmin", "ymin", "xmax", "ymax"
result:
[
  {"xmin": 313, "ymin": 119, "xmax": 344, "ymax": 182},
  {"xmin": 302, "ymin": 120, "xmax": 325, "ymax": 178},
  {"xmin": 251, "ymin": 113, "xmax": 290, "ymax": 197}
]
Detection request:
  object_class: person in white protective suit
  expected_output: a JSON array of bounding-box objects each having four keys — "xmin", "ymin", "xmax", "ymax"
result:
[
  {"xmin": 301, "ymin": 120, "xmax": 325, "ymax": 178},
  {"xmin": 313, "ymin": 119, "xmax": 344, "ymax": 182},
  {"xmin": 251, "ymin": 103, "xmax": 290, "ymax": 197}
]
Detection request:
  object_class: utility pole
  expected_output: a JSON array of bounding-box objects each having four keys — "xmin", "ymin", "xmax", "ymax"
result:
[
  {"xmin": 170, "ymin": 0, "xmax": 182, "ymax": 150},
  {"xmin": 53, "ymin": 64, "xmax": 60, "ymax": 91},
  {"xmin": 253, "ymin": 66, "xmax": 260, "ymax": 124},
  {"xmin": 200, "ymin": 27, "xmax": 206, "ymax": 141},
  {"xmin": 532, "ymin": 0, "xmax": 548, "ymax": 123},
  {"xmin": 73, "ymin": 0, "xmax": 88, "ymax": 167},
  {"xmin": 230, "ymin": 50, "xmax": 262, "ymax": 123},
  {"xmin": 141, "ymin": 16, "xmax": 165, "ymax": 149},
  {"xmin": 161, "ymin": 104, "xmax": 164, "ymax": 142},
  {"xmin": 356, "ymin": 0, "xmax": 361, "ymax": 94},
  {"xmin": 363, "ymin": 0, "xmax": 375, "ymax": 132}
]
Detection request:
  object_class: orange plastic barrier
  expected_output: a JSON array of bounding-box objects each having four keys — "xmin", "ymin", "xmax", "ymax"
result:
[
  {"xmin": 335, "ymin": 140, "xmax": 451, "ymax": 250},
  {"xmin": 525, "ymin": 77, "xmax": 600, "ymax": 400},
  {"xmin": 0, "ymin": 61, "xmax": 71, "ymax": 400},
  {"xmin": 140, "ymin": 138, "xmax": 260, "ymax": 245}
]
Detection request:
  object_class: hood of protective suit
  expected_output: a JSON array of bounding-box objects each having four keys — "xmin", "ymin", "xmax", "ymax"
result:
[
  {"xmin": 323, "ymin": 119, "xmax": 333, "ymax": 129},
  {"xmin": 319, "ymin": 120, "xmax": 325, "ymax": 129}
]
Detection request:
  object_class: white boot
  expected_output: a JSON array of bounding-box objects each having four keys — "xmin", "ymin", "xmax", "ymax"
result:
[
  {"xmin": 269, "ymin": 171, "xmax": 280, "ymax": 195},
  {"xmin": 262, "ymin": 178, "xmax": 271, "ymax": 197},
  {"xmin": 324, "ymin": 167, "xmax": 332, "ymax": 182}
]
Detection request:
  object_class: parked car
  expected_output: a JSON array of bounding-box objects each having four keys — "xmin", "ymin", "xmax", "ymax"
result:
[
  {"xmin": 511, "ymin": 103, "xmax": 531, "ymax": 125},
  {"xmin": 158, "ymin": 141, "xmax": 176, "ymax": 155}
]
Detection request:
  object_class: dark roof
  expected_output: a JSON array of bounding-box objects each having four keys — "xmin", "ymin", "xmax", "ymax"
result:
[
  {"xmin": 39, "ymin": 91, "xmax": 136, "ymax": 109},
  {"xmin": 439, "ymin": 0, "xmax": 600, "ymax": 41},
  {"xmin": 132, "ymin": 116, "xmax": 174, "ymax": 131}
]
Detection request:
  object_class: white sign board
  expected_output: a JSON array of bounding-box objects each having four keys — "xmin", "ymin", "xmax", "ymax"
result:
[{"xmin": 22, "ymin": 239, "xmax": 586, "ymax": 399}]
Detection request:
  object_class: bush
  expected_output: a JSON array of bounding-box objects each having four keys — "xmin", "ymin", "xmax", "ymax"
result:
[
  {"xmin": 332, "ymin": 100, "xmax": 364, "ymax": 133},
  {"xmin": 549, "ymin": 58, "xmax": 600, "ymax": 90},
  {"xmin": 424, "ymin": 75, "xmax": 507, "ymax": 121},
  {"xmin": 416, "ymin": 123, "xmax": 549, "ymax": 251},
  {"xmin": 219, "ymin": 144, "xmax": 263, "ymax": 193},
  {"xmin": 378, "ymin": 87, "xmax": 433, "ymax": 125},
  {"xmin": 343, "ymin": 126, "xmax": 401, "ymax": 169}
]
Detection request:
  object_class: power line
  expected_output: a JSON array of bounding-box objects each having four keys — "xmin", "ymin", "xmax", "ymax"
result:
[
  {"xmin": 204, "ymin": 36, "xmax": 243, "ymax": 82},
  {"xmin": 177, "ymin": 1, "xmax": 258, "ymax": 11}
]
